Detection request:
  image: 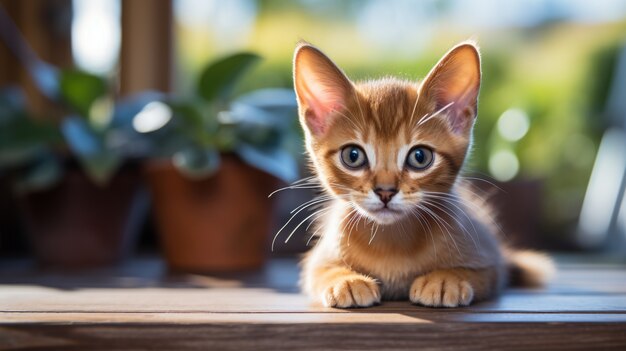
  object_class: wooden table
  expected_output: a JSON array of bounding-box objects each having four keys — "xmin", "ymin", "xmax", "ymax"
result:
[{"xmin": 1, "ymin": 256, "xmax": 625, "ymax": 350}]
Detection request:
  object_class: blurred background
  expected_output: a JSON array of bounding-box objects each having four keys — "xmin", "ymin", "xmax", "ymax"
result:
[{"xmin": 1, "ymin": 0, "xmax": 626, "ymax": 272}]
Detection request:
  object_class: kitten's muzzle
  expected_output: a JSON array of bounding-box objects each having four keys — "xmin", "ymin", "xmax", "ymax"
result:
[{"xmin": 374, "ymin": 187, "xmax": 398, "ymax": 206}]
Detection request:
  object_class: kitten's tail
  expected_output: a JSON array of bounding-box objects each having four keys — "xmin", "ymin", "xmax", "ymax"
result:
[{"xmin": 506, "ymin": 249, "xmax": 556, "ymax": 287}]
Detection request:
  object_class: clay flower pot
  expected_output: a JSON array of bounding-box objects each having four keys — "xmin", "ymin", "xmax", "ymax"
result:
[
  {"xmin": 18, "ymin": 166, "xmax": 145, "ymax": 268},
  {"xmin": 146, "ymin": 154, "xmax": 279, "ymax": 272}
]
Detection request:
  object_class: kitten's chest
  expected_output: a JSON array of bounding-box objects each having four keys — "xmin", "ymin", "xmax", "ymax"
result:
[{"xmin": 341, "ymin": 240, "xmax": 440, "ymax": 299}]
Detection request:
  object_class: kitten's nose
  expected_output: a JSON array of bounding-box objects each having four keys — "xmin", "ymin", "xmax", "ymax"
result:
[{"xmin": 374, "ymin": 187, "xmax": 398, "ymax": 205}]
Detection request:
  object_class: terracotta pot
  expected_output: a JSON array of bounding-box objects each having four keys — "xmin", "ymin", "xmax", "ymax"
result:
[
  {"xmin": 19, "ymin": 166, "xmax": 146, "ymax": 268},
  {"xmin": 146, "ymin": 155, "xmax": 279, "ymax": 272}
]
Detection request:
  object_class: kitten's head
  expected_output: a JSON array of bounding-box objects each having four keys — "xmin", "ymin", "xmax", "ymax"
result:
[{"xmin": 293, "ymin": 41, "xmax": 481, "ymax": 225}]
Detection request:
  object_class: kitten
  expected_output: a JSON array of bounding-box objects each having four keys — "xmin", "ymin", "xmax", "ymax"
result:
[{"xmin": 292, "ymin": 41, "xmax": 555, "ymax": 308}]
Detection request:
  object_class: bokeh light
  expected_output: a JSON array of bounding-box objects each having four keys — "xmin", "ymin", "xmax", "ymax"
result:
[{"xmin": 71, "ymin": 0, "xmax": 120, "ymax": 75}]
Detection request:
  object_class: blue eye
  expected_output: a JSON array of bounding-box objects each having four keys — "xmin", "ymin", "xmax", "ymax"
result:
[
  {"xmin": 340, "ymin": 145, "xmax": 368, "ymax": 169},
  {"xmin": 406, "ymin": 146, "xmax": 434, "ymax": 170}
]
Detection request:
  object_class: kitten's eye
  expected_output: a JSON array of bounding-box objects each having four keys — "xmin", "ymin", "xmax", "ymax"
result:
[
  {"xmin": 340, "ymin": 145, "xmax": 368, "ymax": 169},
  {"xmin": 406, "ymin": 146, "xmax": 434, "ymax": 170}
]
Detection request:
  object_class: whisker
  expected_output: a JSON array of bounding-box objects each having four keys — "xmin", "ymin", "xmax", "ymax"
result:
[
  {"xmin": 417, "ymin": 101, "xmax": 455, "ymax": 127},
  {"xmin": 412, "ymin": 207, "xmax": 437, "ymax": 259},
  {"xmin": 368, "ymin": 222, "xmax": 380, "ymax": 245},
  {"xmin": 420, "ymin": 204, "xmax": 462, "ymax": 256},
  {"xmin": 306, "ymin": 224, "xmax": 324, "ymax": 246},
  {"xmin": 422, "ymin": 193, "xmax": 477, "ymax": 232},
  {"xmin": 290, "ymin": 175, "xmax": 319, "ymax": 186},
  {"xmin": 422, "ymin": 198, "xmax": 479, "ymax": 253},
  {"xmin": 353, "ymin": 215, "xmax": 364, "ymax": 238},
  {"xmin": 424, "ymin": 190, "xmax": 506, "ymax": 238},
  {"xmin": 284, "ymin": 207, "xmax": 332, "ymax": 244},
  {"xmin": 345, "ymin": 208, "xmax": 361, "ymax": 246},
  {"xmin": 290, "ymin": 194, "xmax": 334, "ymax": 214},
  {"xmin": 305, "ymin": 208, "xmax": 326, "ymax": 231},
  {"xmin": 423, "ymin": 193, "xmax": 481, "ymax": 247},
  {"xmin": 268, "ymin": 184, "xmax": 324, "ymax": 198},
  {"xmin": 271, "ymin": 194, "xmax": 332, "ymax": 251},
  {"xmin": 459, "ymin": 175, "xmax": 505, "ymax": 193}
]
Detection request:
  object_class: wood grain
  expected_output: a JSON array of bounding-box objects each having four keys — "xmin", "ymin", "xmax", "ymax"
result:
[
  {"xmin": 1, "ymin": 322, "xmax": 625, "ymax": 351},
  {"xmin": 2, "ymin": 287, "xmax": 626, "ymax": 313},
  {"xmin": 3, "ymin": 312, "xmax": 626, "ymax": 324},
  {"xmin": 0, "ymin": 257, "xmax": 625, "ymax": 350}
]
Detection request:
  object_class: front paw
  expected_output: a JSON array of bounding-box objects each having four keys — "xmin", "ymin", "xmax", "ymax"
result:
[
  {"xmin": 410, "ymin": 270, "xmax": 474, "ymax": 307},
  {"xmin": 322, "ymin": 276, "xmax": 381, "ymax": 308}
]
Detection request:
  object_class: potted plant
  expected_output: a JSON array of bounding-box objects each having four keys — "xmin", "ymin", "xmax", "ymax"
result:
[
  {"xmin": 0, "ymin": 71, "xmax": 154, "ymax": 268},
  {"xmin": 0, "ymin": 87, "xmax": 62, "ymax": 257},
  {"xmin": 138, "ymin": 53, "xmax": 299, "ymax": 272}
]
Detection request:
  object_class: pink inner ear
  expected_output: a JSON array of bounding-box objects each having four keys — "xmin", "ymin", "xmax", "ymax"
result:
[
  {"xmin": 437, "ymin": 80, "xmax": 479, "ymax": 132},
  {"xmin": 294, "ymin": 45, "xmax": 353, "ymax": 137},
  {"xmin": 419, "ymin": 44, "xmax": 481, "ymax": 135},
  {"xmin": 445, "ymin": 104, "xmax": 475, "ymax": 134},
  {"xmin": 427, "ymin": 65, "xmax": 480, "ymax": 134},
  {"xmin": 300, "ymin": 74, "xmax": 347, "ymax": 136}
]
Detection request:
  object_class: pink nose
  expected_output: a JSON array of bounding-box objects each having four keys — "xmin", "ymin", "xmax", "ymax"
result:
[{"xmin": 374, "ymin": 187, "xmax": 398, "ymax": 205}]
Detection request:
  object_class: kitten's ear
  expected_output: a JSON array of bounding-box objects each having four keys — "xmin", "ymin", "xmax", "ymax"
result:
[
  {"xmin": 293, "ymin": 42, "xmax": 354, "ymax": 136},
  {"xmin": 420, "ymin": 42, "xmax": 481, "ymax": 135}
]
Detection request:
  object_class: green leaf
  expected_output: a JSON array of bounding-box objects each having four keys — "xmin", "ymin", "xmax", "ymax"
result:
[
  {"xmin": 59, "ymin": 69, "xmax": 107, "ymax": 117},
  {"xmin": 168, "ymin": 100, "xmax": 206, "ymax": 131},
  {"xmin": 61, "ymin": 116, "xmax": 120, "ymax": 185},
  {"xmin": 173, "ymin": 148, "xmax": 220, "ymax": 179},
  {"xmin": 168, "ymin": 100, "xmax": 219, "ymax": 147},
  {"xmin": 197, "ymin": 53, "xmax": 261, "ymax": 102},
  {"xmin": 0, "ymin": 116, "xmax": 62, "ymax": 169},
  {"xmin": 237, "ymin": 127, "xmax": 281, "ymax": 148},
  {"xmin": 214, "ymin": 124, "xmax": 238, "ymax": 151},
  {"xmin": 235, "ymin": 144, "xmax": 298, "ymax": 183},
  {"xmin": 0, "ymin": 145, "xmax": 46, "ymax": 169},
  {"xmin": 0, "ymin": 117, "xmax": 60, "ymax": 148},
  {"xmin": 14, "ymin": 155, "xmax": 64, "ymax": 194},
  {"xmin": 79, "ymin": 152, "xmax": 121, "ymax": 186}
]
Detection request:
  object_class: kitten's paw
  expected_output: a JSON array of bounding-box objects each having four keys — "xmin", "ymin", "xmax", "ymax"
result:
[
  {"xmin": 322, "ymin": 276, "xmax": 381, "ymax": 308},
  {"xmin": 410, "ymin": 271, "xmax": 474, "ymax": 307}
]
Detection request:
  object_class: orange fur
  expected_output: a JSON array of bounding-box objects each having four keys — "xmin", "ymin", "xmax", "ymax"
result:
[{"xmin": 293, "ymin": 41, "xmax": 554, "ymax": 308}]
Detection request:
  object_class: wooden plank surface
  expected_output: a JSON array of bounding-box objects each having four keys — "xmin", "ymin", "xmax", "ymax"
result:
[
  {"xmin": 2, "ymin": 286, "xmax": 626, "ymax": 313},
  {"xmin": 1, "ymin": 322, "xmax": 626, "ymax": 351},
  {"xmin": 1, "ymin": 257, "xmax": 625, "ymax": 350}
]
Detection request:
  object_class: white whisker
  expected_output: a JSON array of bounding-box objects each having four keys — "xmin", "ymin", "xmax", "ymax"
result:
[
  {"xmin": 368, "ymin": 221, "xmax": 380, "ymax": 245},
  {"xmin": 420, "ymin": 204, "xmax": 461, "ymax": 256},
  {"xmin": 411, "ymin": 207, "xmax": 437, "ymax": 259},
  {"xmin": 460, "ymin": 176, "xmax": 506, "ymax": 193},
  {"xmin": 423, "ymin": 193, "xmax": 481, "ymax": 248},
  {"xmin": 417, "ymin": 101, "xmax": 455, "ymax": 127},
  {"xmin": 271, "ymin": 194, "xmax": 331, "ymax": 251},
  {"xmin": 290, "ymin": 195, "xmax": 334, "ymax": 214},
  {"xmin": 422, "ymin": 198, "xmax": 479, "ymax": 253},
  {"xmin": 284, "ymin": 207, "xmax": 332, "ymax": 244},
  {"xmin": 268, "ymin": 184, "xmax": 324, "ymax": 198}
]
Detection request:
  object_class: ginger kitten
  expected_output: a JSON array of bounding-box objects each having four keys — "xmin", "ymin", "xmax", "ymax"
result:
[{"xmin": 292, "ymin": 41, "xmax": 554, "ymax": 308}]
